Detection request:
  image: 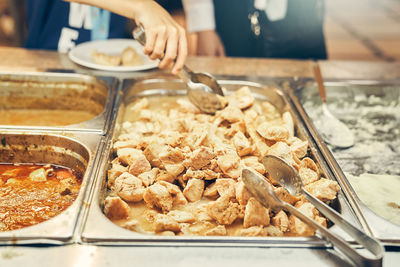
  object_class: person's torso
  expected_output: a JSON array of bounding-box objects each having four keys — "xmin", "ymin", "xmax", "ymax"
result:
[{"xmin": 24, "ymin": 0, "xmax": 129, "ymax": 52}]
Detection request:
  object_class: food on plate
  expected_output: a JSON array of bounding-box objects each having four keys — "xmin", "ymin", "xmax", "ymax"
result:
[
  {"xmin": 0, "ymin": 163, "xmax": 81, "ymax": 231},
  {"xmin": 91, "ymin": 46, "xmax": 143, "ymax": 67},
  {"xmin": 104, "ymin": 86, "xmax": 340, "ymax": 237}
]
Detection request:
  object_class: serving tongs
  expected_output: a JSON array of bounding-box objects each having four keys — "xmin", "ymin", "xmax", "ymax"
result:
[
  {"xmin": 242, "ymin": 155, "xmax": 384, "ymax": 267},
  {"xmin": 133, "ymin": 27, "xmax": 224, "ymax": 114}
]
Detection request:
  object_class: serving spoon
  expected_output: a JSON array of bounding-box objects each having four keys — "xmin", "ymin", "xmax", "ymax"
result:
[
  {"xmin": 133, "ymin": 27, "xmax": 224, "ymax": 114},
  {"xmin": 312, "ymin": 63, "xmax": 354, "ymax": 148},
  {"xmin": 242, "ymin": 155, "xmax": 384, "ymax": 267}
]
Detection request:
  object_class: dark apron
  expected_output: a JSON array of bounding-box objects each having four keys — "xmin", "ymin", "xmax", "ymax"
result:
[{"xmin": 213, "ymin": 0, "xmax": 327, "ymax": 59}]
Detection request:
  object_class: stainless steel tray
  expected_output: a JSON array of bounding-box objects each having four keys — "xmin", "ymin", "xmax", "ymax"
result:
[
  {"xmin": 286, "ymin": 78, "xmax": 400, "ymax": 245},
  {"xmin": 0, "ymin": 131, "xmax": 103, "ymax": 245},
  {"xmin": 0, "ymin": 71, "xmax": 118, "ymax": 134},
  {"xmin": 81, "ymin": 74, "xmax": 361, "ymax": 247}
]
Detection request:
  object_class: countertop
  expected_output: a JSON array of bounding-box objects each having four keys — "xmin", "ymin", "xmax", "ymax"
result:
[{"xmin": 0, "ymin": 47, "xmax": 399, "ymax": 267}]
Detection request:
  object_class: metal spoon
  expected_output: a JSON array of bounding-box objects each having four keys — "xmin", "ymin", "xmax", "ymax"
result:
[
  {"xmin": 133, "ymin": 27, "xmax": 224, "ymax": 114},
  {"xmin": 312, "ymin": 63, "xmax": 354, "ymax": 148},
  {"xmin": 242, "ymin": 155, "xmax": 383, "ymax": 266}
]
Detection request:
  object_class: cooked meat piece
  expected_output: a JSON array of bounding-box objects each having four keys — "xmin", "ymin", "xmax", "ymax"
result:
[
  {"xmin": 91, "ymin": 50, "xmax": 121, "ymax": 66},
  {"xmin": 282, "ymin": 111, "xmax": 294, "ymax": 137},
  {"xmin": 207, "ymin": 195, "xmax": 240, "ymax": 225},
  {"xmin": 159, "ymin": 146, "xmax": 185, "ymax": 177},
  {"xmin": 180, "ymin": 222, "xmax": 215, "ymax": 236},
  {"xmin": 195, "ymin": 203, "xmax": 213, "ymax": 222},
  {"xmin": 127, "ymin": 150, "xmax": 152, "ymax": 176},
  {"xmin": 225, "ymin": 121, "xmax": 246, "ymax": 137},
  {"xmin": 203, "ymin": 182, "xmax": 219, "ymax": 198},
  {"xmin": 154, "ymin": 214, "xmax": 181, "ymax": 233},
  {"xmin": 289, "ymin": 202, "xmax": 322, "ymax": 236},
  {"xmin": 155, "ymin": 169, "xmax": 176, "ymax": 184},
  {"xmin": 271, "ymin": 210, "xmax": 289, "ymax": 232},
  {"xmin": 107, "ymin": 162, "xmax": 127, "ymax": 188},
  {"xmin": 290, "ymin": 138, "xmax": 308, "ymax": 159},
  {"xmin": 183, "ymin": 168, "xmax": 221, "ymax": 180},
  {"xmin": 244, "ymin": 116, "xmax": 269, "ymax": 157},
  {"xmin": 185, "ymin": 147, "xmax": 216, "ymax": 170},
  {"xmin": 243, "ymin": 197, "xmax": 270, "ymax": 228},
  {"xmin": 205, "ymin": 225, "xmax": 227, "ymax": 236},
  {"xmin": 143, "ymin": 183, "xmax": 174, "ymax": 212},
  {"xmin": 299, "ymin": 167, "xmax": 319, "ymax": 186},
  {"xmin": 267, "ymin": 142, "xmax": 296, "ymax": 167},
  {"xmin": 159, "ymin": 131, "xmax": 186, "ymax": 148},
  {"xmin": 300, "ymin": 157, "xmax": 318, "ymax": 172},
  {"xmin": 104, "ymin": 196, "xmax": 130, "ymax": 220},
  {"xmin": 167, "ymin": 210, "xmax": 195, "ymax": 223},
  {"xmin": 274, "ymin": 187, "xmax": 299, "ymax": 205},
  {"xmin": 117, "ymin": 148, "xmax": 144, "ymax": 166},
  {"xmin": 144, "ymin": 142, "xmax": 165, "ymax": 168},
  {"xmin": 257, "ymin": 123, "xmax": 290, "ymax": 141},
  {"xmin": 160, "ymin": 231, "xmax": 176, "ymax": 236},
  {"xmin": 183, "ymin": 179, "xmax": 205, "ymax": 202},
  {"xmin": 177, "ymin": 99, "xmax": 201, "ymax": 114},
  {"xmin": 29, "ymin": 168, "xmax": 47, "ymax": 182},
  {"xmin": 233, "ymin": 131, "xmax": 253, "ymax": 156},
  {"xmin": 121, "ymin": 46, "xmax": 143, "ymax": 66},
  {"xmin": 138, "ymin": 168, "xmax": 159, "ymax": 187},
  {"xmin": 264, "ymin": 225, "xmax": 284, "ymax": 237},
  {"xmin": 228, "ymin": 86, "xmax": 254, "ymax": 109},
  {"xmin": 217, "ymin": 151, "xmax": 241, "ymax": 179},
  {"xmin": 113, "ymin": 138, "xmax": 141, "ymax": 151},
  {"xmin": 114, "ymin": 172, "xmax": 145, "ymax": 202},
  {"xmin": 241, "ymin": 156, "xmax": 265, "ymax": 174},
  {"xmin": 158, "ymin": 181, "xmax": 188, "ymax": 207},
  {"xmin": 235, "ymin": 180, "xmax": 251, "ymax": 206},
  {"xmin": 215, "ymin": 178, "xmax": 236, "ymax": 198},
  {"xmin": 236, "ymin": 226, "xmax": 267, "ymax": 237},
  {"xmin": 261, "ymin": 102, "xmax": 280, "ymax": 121},
  {"xmin": 305, "ymin": 178, "xmax": 340, "ymax": 201},
  {"xmin": 218, "ymin": 106, "xmax": 244, "ymax": 123}
]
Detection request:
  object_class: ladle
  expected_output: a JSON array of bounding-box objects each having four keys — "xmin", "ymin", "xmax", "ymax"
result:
[
  {"xmin": 312, "ymin": 63, "xmax": 354, "ymax": 148},
  {"xmin": 133, "ymin": 27, "xmax": 224, "ymax": 114},
  {"xmin": 242, "ymin": 155, "xmax": 383, "ymax": 267}
]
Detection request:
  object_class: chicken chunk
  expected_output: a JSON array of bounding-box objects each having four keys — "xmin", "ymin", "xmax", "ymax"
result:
[
  {"xmin": 218, "ymin": 106, "xmax": 244, "ymax": 123},
  {"xmin": 159, "ymin": 146, "xmax": 185, "ymax": 177},
  {"xmin": 228, "ymin": 86, "xmax": 254, "ymax": 109},
  {"xmin": 235, "ymin": 180, "xmax": 252, "ymax": 206},
  {"xmin": 215, "ymin": 178, "xmax": 236, "ymax": 198},
  {"xmin": 183, "ymin": 168, "xmax": 220, "ymax": 180},
  {"xmin": 104, "ymin": 196, "xmax": 130, "ymax": 220},
  {"xmin": 243, "ymin": 197, "xmax": 270, "ymax": 228},
  {"xmin": 143, "ymin": 142, "xmax": 165, "ymax": 168},
  {"xmin": 241, "ymin": 156, "xmax": 265, "ymax": 174},
  {"xmin": 305, "ymin": 178, "xmax": 340, "ymax": 201},
  {"xmin": 299, "ymin": 167, "xmax": 319, "ymax": 186},
  {"xmin": 271, "ymin": 210, "xmax": 289, "ymax": 232},
  {"xmin": 158, "ymin": 181, "xmax": 188, "ymax": 207},
  {"xmin": 183, "ymin": 179, "xmax": 205, "ymax": 202},
  {"xmin": 138, "ymin": 168, "xmax": 159, "ymax": 187},
  {"xmin": 107, "ymin": 161, "xmax": 127, "ymax": 188},
  {"xmin": 127, "ymin": 151, "xmax": 152, "ymax": 176},
  {"xmin": 290, "ymin": 138, "xmax": 308, "ymax": 159},
  {"xmin": 184, "ymin": 147, "xmax": 216, "ymax": 170},
  {"xmin": 233, "ymin": 131, "xmax": 253, "ymax": 156},
  {"xmin": 217, "ymin": 151, "xmax": 242, "ymax": 179},
  {"xmin": 257, "ymin": 123, "xmax": 290, "ymax": 141},
  {"xmin": 143, "ymin": 183, "xmax": 173, "ymax": 212},
  {"xmin": 236, "ymin": 226, "xmax": 267, "ymax": 237},
  {"xmin": 203, "ymin": 182, "xmax": 219, "ymax": 198},
  {"xmin": 114, "ymin": 172, "xmax": 145, "ymax": 202},
  {"xmin": 177, "ymin": 99, "xmax": 201, "ymax": 114},
  {"xmin": 207, "ymin": 195, "xmax": 240, "ymax": 225},
  {"xmin": 205, "ymin": 225, "xmax": 227, "ymax": 236},
  {"xmin": 167, "ymin": 210, "xmax": 195, "ymax": 223},
  {"xmin": 195, "ymin": 203, "xmax": 213, "ymax": 222},
  {"xmin": 274, "ymin": 187, "xmax": 299, "ymax": 205},
  {"xmin": 154, "ymin": 214, "xmax": 181, "ymax": 233}
]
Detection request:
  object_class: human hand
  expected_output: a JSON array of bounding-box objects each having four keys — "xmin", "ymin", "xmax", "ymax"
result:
[
  {"xmin": 132, "ymin": 1, "xmax": 187, "ymax": 74},
  {"xmin": 196, "ymin": 30, "xmax": 225, "ymax": 57}
]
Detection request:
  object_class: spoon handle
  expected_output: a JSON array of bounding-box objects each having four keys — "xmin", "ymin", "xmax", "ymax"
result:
[
  {"xmin": 283, "ymin": 202, "xmax": 383, "ymax": 267},
  {"xmin": 313, "ymin": 62, "xmax": 327, "ymax": 103}
]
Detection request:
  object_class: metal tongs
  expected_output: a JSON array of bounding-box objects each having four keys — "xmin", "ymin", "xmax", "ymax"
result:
[
  {"xmin": 133, "ymin": 27, "xmax": 224, "ymax": 114},
  {"xmin": 242, "ymin": 155, "xmax": 384, "ymax": 267}
]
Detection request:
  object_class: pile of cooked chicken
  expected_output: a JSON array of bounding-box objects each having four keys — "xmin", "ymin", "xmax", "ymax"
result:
[{"xmin": 104, "ymin": 86, "xmax": 340, "ymax": 237}]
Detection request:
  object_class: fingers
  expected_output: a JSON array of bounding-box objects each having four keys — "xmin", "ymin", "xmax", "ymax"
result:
[
  {"xmin": 158, "ymin": 28, "xmax": 178, "ymax": 69},
  {"xmin": 172, "ymin": 28, "xmax": 187, "ymax": 74}
]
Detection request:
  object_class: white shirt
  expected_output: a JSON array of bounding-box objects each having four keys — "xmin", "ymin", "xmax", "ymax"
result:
[{"xmin": 182, "ymin": 0, "xmax": 288, "ymax": 33}]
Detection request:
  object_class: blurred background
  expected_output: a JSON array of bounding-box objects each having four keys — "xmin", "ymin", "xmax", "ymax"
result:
[{"xmin": 0, "ymin": 0, "xmax": 399, "ymax": 61}]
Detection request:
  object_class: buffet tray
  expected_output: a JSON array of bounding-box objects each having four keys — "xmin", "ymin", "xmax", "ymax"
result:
[
  {"xmin": 81, "ymin": 74, "xmax": 361, "ymax": 247},
  {"xmin": 0, "ymin": 131, "xmax": 104, "ymax": 245},
  {"xmin": 285, "ymin": 78, "xmax": 400, "ymax": 245},
  {"xmin": 0, "ymin": 71, "xmax": 118, "ymax": 134}
]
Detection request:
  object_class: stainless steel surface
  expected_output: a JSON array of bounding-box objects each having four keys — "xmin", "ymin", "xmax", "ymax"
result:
[
  {"xmin": 133, "ymin": 27, "xmax": 224, "ymax": 114},
  {"xmin": 286, "ymin": 78, "xmax": 400, "ymax": 245},
  {"xmin": 259, "ymin": 155, "xmax": 384, "ymax": 266},
  {"xmin": 0, "ymin": 131, "xmax": 103, "ymax": 244},
  {"xmin": 312, "ymin": 64, "xmax": 354, "ymax": 148},
  {"xmin": 0, "ymin": 71, "xmax": 118, "ymax": 134},
  {"xmin": 81, "ymin": 75, "xmax": 361, "ymax": 247}
]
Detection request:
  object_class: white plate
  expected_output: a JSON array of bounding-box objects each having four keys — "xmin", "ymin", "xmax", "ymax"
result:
[{"xmin": 68, "ymin": 39, "xmax": 158, "ymax": 72}]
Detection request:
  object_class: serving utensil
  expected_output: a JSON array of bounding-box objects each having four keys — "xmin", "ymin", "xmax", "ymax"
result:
[
  {"xmin": 133, "ymin": 27, "xmax": 224, "ymax": 114},
  {"xmin": 242, "ymin": 155, "xmax": 383, "ymax": 267},
  {"xmin": 312, "ymin": 63, "xmax": 354, "ymax": 148}
]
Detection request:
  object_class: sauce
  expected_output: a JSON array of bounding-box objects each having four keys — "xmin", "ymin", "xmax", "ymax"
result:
[
  {"xmin": 0, "ymin": 109, "xmax": 96, "ymax": 126},
  {"xmin": 0, "ymin": 163, "xmax": 82, "ymax": 231}
]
